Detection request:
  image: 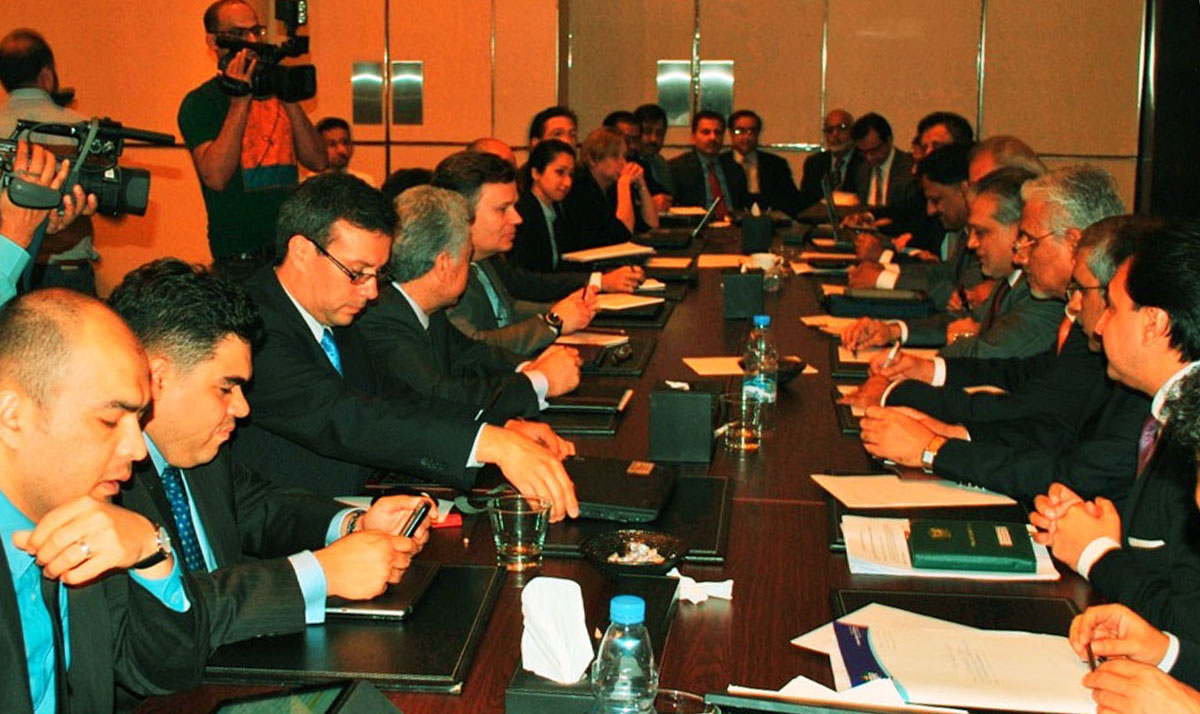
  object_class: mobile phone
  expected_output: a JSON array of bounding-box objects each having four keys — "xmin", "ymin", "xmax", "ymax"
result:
[{"xmin": 401, "ymin": 501, "xmax": 431, "ymax": 537}]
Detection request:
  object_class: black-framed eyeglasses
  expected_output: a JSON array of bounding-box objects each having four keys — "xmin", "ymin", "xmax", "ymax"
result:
[
  {"xmin": 217, "ymin": 24, "xmax": 267, "ymax": 41},
  {"xmin": 1066, "ymin": 280, "xmax": 1107, "ymax": 301},
  {"xmin": 307, "ymin": 237, "xmax": 391, "ymax": 286},
  {"xmin": 1013, "ymin": 228, "xmax": 1058, "ymax": 254},
  {"xmin": 823, "ymin": 122, "xmax": 850, "ymax": 133}
]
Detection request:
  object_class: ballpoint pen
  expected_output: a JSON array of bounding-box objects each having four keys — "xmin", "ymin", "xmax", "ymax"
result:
[
  {"xmin": 1086, "ymin": 642, "xmax": 1097, "ymax": 672},
  {"xmin": 882, "ymin": 341, "xmax": 901, "ymax": 369}
]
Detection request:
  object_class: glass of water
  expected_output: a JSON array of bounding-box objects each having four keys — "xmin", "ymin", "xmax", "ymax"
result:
[{"xmin": 488, "ymin": 494, "xmax": 552, "ymax": 572}]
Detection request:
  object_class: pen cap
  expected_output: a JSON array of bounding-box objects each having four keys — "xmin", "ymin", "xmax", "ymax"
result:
[{"xmin": 609, "ymin": 595, "xmax": 646, "ymax": 625}]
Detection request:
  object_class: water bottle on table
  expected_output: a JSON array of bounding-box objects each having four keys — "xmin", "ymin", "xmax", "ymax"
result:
[
  {"xmin": 742, "ymin": 314, "xmax": 778, "ymax": 430},
  {"xmin": 591, "ymin": 595, "xmax": 658, "ymax": 713}
]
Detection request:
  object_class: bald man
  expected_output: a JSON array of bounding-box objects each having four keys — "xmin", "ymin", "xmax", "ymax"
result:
[
  {"xmin": 467, "ymin": 137, "xmax": 518, "ymax": 170},
  {"xmin": 0, "ymin": 290, "xmax": 208, "ymax": 712},
  {"xmin": 797, "ymin": 109, "xmax": 861, "ymax": 213}
]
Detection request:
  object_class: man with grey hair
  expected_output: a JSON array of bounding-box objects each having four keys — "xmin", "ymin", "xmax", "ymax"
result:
[
  {"xmin": 853, "ymin": 215, "xmax": 1151, "ymax": 503},
  {"xmin": 359, "ymin": 185, "xmax": 581, "ymax": 421}
]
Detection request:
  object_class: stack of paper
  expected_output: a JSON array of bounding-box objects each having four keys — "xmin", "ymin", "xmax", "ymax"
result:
[
  {"xmin": 594, "ymin": 293, "xmax": 664, "ymax": 311},
  {"xmin": 636, "ymin": 278, "xmax": 667, "ymax": 292},
  {"xmin": 801, "ymin": 314, "xmax": 858, "ymax": 337},
  {"xmin": 821, "ymin": 283, "xmax": 847, "ymax": 297},
  {"xmin": 839, "ymin": 515, "xmax": 1058, "ymax": 581},
  {"xmin": 811, "ymin": 473, "xmax": 1017, "ymax": 508},
  {"xmin": 696, "ymin": 254, "xmax": 750, "ymax": 269},
  {"xmin": 836, "ymin": 345, "xmax": 939, "ymax": 364},
  {"xmin": 791, "ymin": 262, "xmax": 849, "ymax": 276},
  {"xmin": 726, "ymin": 676, "xmax": 963, "ymax": 714},
  {"xmin": 644, "ymin": 256, "xmax": 693, "ymax": 270},
  {"xmin": 793, "ymin": 603, "xmax": 1094, "ymax": 713},
  {"xmin": 555, "ymin": 331, "xmax": 629, "ymax": 347},
  {"xmin": 561, "ymin": 241, "xmax": 654, "ymax": 263}
]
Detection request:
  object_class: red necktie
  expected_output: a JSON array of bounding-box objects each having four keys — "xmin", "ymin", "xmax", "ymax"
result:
[
  {"xmin": 981, "ymin": 279, "xmax": 1012, "ymax": 333},
  {"xmin": 707, "ymin": 163, "xmax": 730, "ymax": 221},
  {"xmin": 1136, "ymin": 414, "xmax": 1162, "ymax": 477},
  {"xmin": 1055, "ymin": 317, "xmax": 1072, "ymax": 355}
]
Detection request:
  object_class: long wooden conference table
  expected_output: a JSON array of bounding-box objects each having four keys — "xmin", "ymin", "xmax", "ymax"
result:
[{"xmin": 137, "ymin": 227, "xmax": 1099, "ymax": 713}]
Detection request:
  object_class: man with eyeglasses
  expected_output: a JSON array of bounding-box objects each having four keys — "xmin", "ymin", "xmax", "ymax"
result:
[
  {"xmin": 232, "ymin": 172, "xmax": 580, "ymax": 522},
  {"xmin": 178, "ymin": 0, "xmax": 327, "ymax": 283},
  {"xmin": 796, "ymin": 109, "xmax": 860, "ymax": 213},
  {"xmin": 854, "ymin": 215, "xmax": 1150, "ymax": 506},
  {"xmin": 723, "ymin": 109, "xmax": 800, "ymax": 216}
]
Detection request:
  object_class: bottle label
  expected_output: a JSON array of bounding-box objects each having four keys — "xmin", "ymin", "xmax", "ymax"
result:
[{"xmin": 742, "ymin": 376, "xmax": 777, "ymax": 404}]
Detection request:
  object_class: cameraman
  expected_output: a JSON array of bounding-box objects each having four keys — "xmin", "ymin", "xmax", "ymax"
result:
[
  {"xmin": 179, "ymin": 0, "xmax": 326, "ymax": 282},
  {"xmin": 0, "ymin": 28, "xmax": 100, "ymax": 295},
  {"xmin": 2, "ymin": 140, "xmax": 95, "ymax": 304}
]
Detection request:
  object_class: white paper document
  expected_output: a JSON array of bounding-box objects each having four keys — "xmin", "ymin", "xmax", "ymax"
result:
[
  {"xmin": 791, "ymin": 261, "xmax": 849, "ymax": 276},
  {"xmin": 697, "ymin": 254, "xmax": 750, "ymax": 269},
  {"xmin": 811, "ymin": 237, "xmax": 838, "ymax": 248},
  {"xmin": 801, "ymin": 314, "xmax": 858, "ymax": 337},
  {"xmin": 667, "ymin": 206, "xmax": 709, "ymax": 216},
  {"xmin": 833, "ymin": 385, "xmax": 867, "ymax": 417},
  {"xmin": 799, "ymin": 251, "xmax": 858, "ymax": 262},
  {"xmin": 727, "ymin": 675, "xmax": 965, "ymax": 714},
  {"xmin": 636, "ymin": 278, "xmax": 667, "ymax": 292},
  {"xmin": 865, "ymin": 623, "xmax": 1094, "ymax": 713},
  {"xmin": 645, "ymin": 256, "xmax": 693, "ymax": 270},
  {"xmin": 811, "ymin": 474, "xmax": 1017, "ymax": 508},
  {"xmin": 561, "ymin": 241, "xmax": 654, "ymax": 263},
  {"xmin": 555, "ymin": 331, "xmax": 629, "ymax": 347},
  {"xmin": 594, "ymin": 293, "xmax": 665, "ymax": 311},
  {"xmin": 683, "ymin": 356, "xmax": 818, "ymax": 377},
  {"xmin": 840, "ymin": 515, "xmax": 1059, "ymax": 581}
]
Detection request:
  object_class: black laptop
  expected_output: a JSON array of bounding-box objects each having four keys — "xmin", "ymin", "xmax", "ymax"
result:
[
  {"xmin": 634, "ymin": 195, "xmax": 723, "ymax": 249},
  {"xmin": 565, "ymin": 455, "xmax": 678, "ymax": 523}
]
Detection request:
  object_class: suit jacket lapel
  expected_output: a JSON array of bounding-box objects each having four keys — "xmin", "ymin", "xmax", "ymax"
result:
[{"xmin": 0, "ymin": 546, "xmax": 36, "ymax": 712}]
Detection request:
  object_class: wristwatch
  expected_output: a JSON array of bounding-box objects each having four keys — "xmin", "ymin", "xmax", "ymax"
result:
[
  {"xmin": 920, "ymin": 435, "xmax": 947, "ymax": 474},
  {"xmin": 542, "ymin": 311, "xmax": 563, "ymax": 335},
  {"xmin": 131, "ymin": 523, "xmax": 174, "ymax": 570}
]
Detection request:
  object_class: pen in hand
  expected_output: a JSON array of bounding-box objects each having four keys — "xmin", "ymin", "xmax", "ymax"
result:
[
  {"xmin": 1086, "ymin": 642, "xmax": 1097, "ymax": 672},
  {"xmin": 882, "ymin": 341, "xmax": 901, "ymax": 369}
]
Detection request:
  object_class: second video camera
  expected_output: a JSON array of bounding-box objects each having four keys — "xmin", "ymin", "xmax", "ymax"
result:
[{"xmin": 216, "ymin": 0, "xmax": 315, "ymax": 103}]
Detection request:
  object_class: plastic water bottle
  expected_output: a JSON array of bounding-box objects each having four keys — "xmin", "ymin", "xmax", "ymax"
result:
[
  {"xmin": 591, "ymin": 595, "xmax": 658, "ymax": 714},
  {"xmin": 742, "ymin": 314, "xmax": 778, "ymax": 430}
]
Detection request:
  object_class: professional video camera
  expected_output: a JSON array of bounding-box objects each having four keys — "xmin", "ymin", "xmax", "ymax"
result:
[
  {"xmin": 215, "ymin": 0, "xmax": 315, "ymax": 103},
  {"xmin": 1, "ymin": 118, "xmax": 175, "ymax": 216}
]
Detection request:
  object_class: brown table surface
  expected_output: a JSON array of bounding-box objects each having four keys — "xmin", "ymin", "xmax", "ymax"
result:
[{"xmin": 137, "ymin": 229, "xmax": 1098, "ymax": 713}]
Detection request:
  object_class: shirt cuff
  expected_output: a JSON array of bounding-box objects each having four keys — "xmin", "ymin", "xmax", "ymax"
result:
[
  {"xmin": 523, "ymin": 370, "xmax": 550, "ymax": 410},
  {"xmin": 589, "ymin": 271, "xmax": 603, "ymax": 291},
  {"xmin": 875, "ymin": 267, "xmax": 900, "ymax": 290},
  {"xmin": 130, "ymin": 555, "xmax": 190, "ymax": 613},
  {"xmin": 287, "ymin": 550, "xmax": 328, "ymax": 625},
  {"xmin": 931, "ymin": 357, "xmax": 947, "ymax": 386},
  {"xmin": 466, "ymin": 424, "xmax": 486, "ymax": 468},
  {"xmin": 887, "ymin": 319, "xmax": 909, "ymax": 345},
  {"xmin": 1161, "ymin": 632, "xmax": 1181, "ymax": 673},
  {"xmin": 880, "ymin": 379, "xmax": 901, "ymax": 407},
  {"xmin": 879, "ymin": 249, "xmax": 894, "ymax": 265},
  {"xmin": 1077, "ymin": 536, "xmax": 1121, "ymax": 578},
  {"xmin": 325, "ymin": 508, "xmax": 359, "ymax": 546}
]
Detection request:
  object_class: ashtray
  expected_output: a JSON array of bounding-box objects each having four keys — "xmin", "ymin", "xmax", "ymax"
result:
[
  {"xmin": 581, "ymin": 529, "xmax": 687, "ymax": 579},
  {"xmin": 738, "ymin": 355, "xmax": 807, "ymax": 385}
]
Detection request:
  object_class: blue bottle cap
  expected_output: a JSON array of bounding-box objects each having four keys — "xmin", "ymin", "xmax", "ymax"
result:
[
  {"xmin": 609, "ymin": 595, "xmax": 646, "ymax": 625},
  {"xmin": 753, "ymin": 314, "xmax": 770, "ymax": 327}
]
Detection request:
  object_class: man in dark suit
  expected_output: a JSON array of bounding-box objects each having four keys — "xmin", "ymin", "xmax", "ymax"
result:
[
  {"xmin": 435, "ymin": 152, "xmax": 597, "ymax": 357},
  {"xmin": 848, "ymin": 112, "xmax": 922, "ymax": 225},
  {"xmin": 1032, "ymin": 222, "xmax": 1200, "ymax": 644},
  {"xmin": 844, "ymin": 168, "xmax": 1062, "ymax": 359},
  {"xmin": 856, "ymin": 217, "xmax": 1147, "ymax": 504},
  {"xmin": 0, "ymin": 289, "xmax": 208, "ymax": 713},
  {"xmin": 231, "ymin": 172, "xmax": 578, "ymax": 520},
  {"xmin": 109, "ymin": 258, "xmax": 430, "ymax": 651},
  {"xmin": 360, "ymin": 185, "xmax": 581, "ymax": 421},
  {"xmin": 796, "ymin": 109, "xmax": 861, "ymax": 213},
  {"xmin": 667, "ymin": 110, "xmax": 748, "ymax": 219},
  {"xmin": 634, "ymin": 103, "xmax": 675, "ymax": 211},
  {"xmin": 724, "ymin": 109, "xmax": 801, "ymax": 216}
]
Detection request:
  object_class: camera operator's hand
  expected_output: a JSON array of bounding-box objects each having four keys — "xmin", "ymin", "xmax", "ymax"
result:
[
  {"xmin": 1, "ymin": 141, "xmax": 69, "ymax": 248},
  {"xmin": 46, "ymin": 179, "xmax": 98, "ymax": 236},
  {"xmin": 221, "ymin": 49, "xmax": 258, "ymax": 98}
]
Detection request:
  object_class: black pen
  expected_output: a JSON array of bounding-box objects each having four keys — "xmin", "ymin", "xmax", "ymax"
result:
[{"xmin": 1086, "ymin": 642, "xmax": 1097, "ymax": 672}]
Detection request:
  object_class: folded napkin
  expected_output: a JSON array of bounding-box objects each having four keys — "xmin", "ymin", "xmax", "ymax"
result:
[
  {"xmin": 667, "ymin": 567, "xmax": 733, "ymax": 604},
  {"xmin": 520, "ymin": 577, "xmax": 594, "ymax": 683}
]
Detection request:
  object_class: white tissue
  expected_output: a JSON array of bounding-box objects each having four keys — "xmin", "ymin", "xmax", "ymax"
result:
[
  {"xmin": 664, "ymin": 380, "xmax": 691, "ymax": 390},
  {"xmin": 520, "ymin": 577, "xmax": 594, "ymax": 684},
  {"xmin": 751, "ymin": 202, "xmax": 762, "ymax": 217},
  {"xmin": 667, "ymin": 567, "xmax": 733, "ymax": 604}
]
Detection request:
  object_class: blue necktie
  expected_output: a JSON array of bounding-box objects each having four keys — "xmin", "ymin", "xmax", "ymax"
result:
[
  {"xmin": 320, "ymin": 328, "xmax": 343, "ymax": 375},
  {"xmin": 159, "ymin": 466, "xmax": 206, "ymax": 572}
]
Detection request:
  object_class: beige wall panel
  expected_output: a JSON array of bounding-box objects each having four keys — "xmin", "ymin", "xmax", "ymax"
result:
[
  {"xmin": 495, "ymin": 0, "xmax": 560, "ymax": 147},
  {"xmin": 698, "ymin": 0, "xmax": 825, "ymax": 147},
  {"xmin": 1041, "ymin": 157, "xmax": 1137, "ymax": 214},
  {"xmin": 94, "ymin": 147, "xmax": 212, "ymax": 295},
  {"xmin": 568, "ymin": 0, "xmax": 695, "ymax": 134},
  {"xmin": 307, "ymin": 0, "xmax": 386, "ymax": 141},
  {"xmin": 390, "ymin": 144, "xmax": 470, "ymax": 173},
  {"xmin": 825, "ymin": 0, "xmax": 981, "ymax": 145},
  {"xmin": 389, "ymin": 0, "xmax": 492, "ymax": 142},
  {"xmin": 982, "ymin": 0, "xmax": 1142, "ymax": 156}
]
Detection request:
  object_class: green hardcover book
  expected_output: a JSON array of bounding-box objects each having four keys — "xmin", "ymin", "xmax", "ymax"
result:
[{"xmin": 908, "ymin": 520, "xmax": 1037, "ymax": 573}]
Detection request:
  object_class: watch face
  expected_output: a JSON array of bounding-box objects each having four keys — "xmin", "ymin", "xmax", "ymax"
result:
[{"xmin": 158, "ymin": 526, "xmax": 173, "ymax": 556}]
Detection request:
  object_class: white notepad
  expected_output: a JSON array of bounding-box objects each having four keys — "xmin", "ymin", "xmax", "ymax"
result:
[
  {"xmin": 561, "ymin": 241, "xmax": 654, "ymax": 263},
  {"xmin": 811, "ymin": 474, "xmax": 1017, "ymax": 508}
]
